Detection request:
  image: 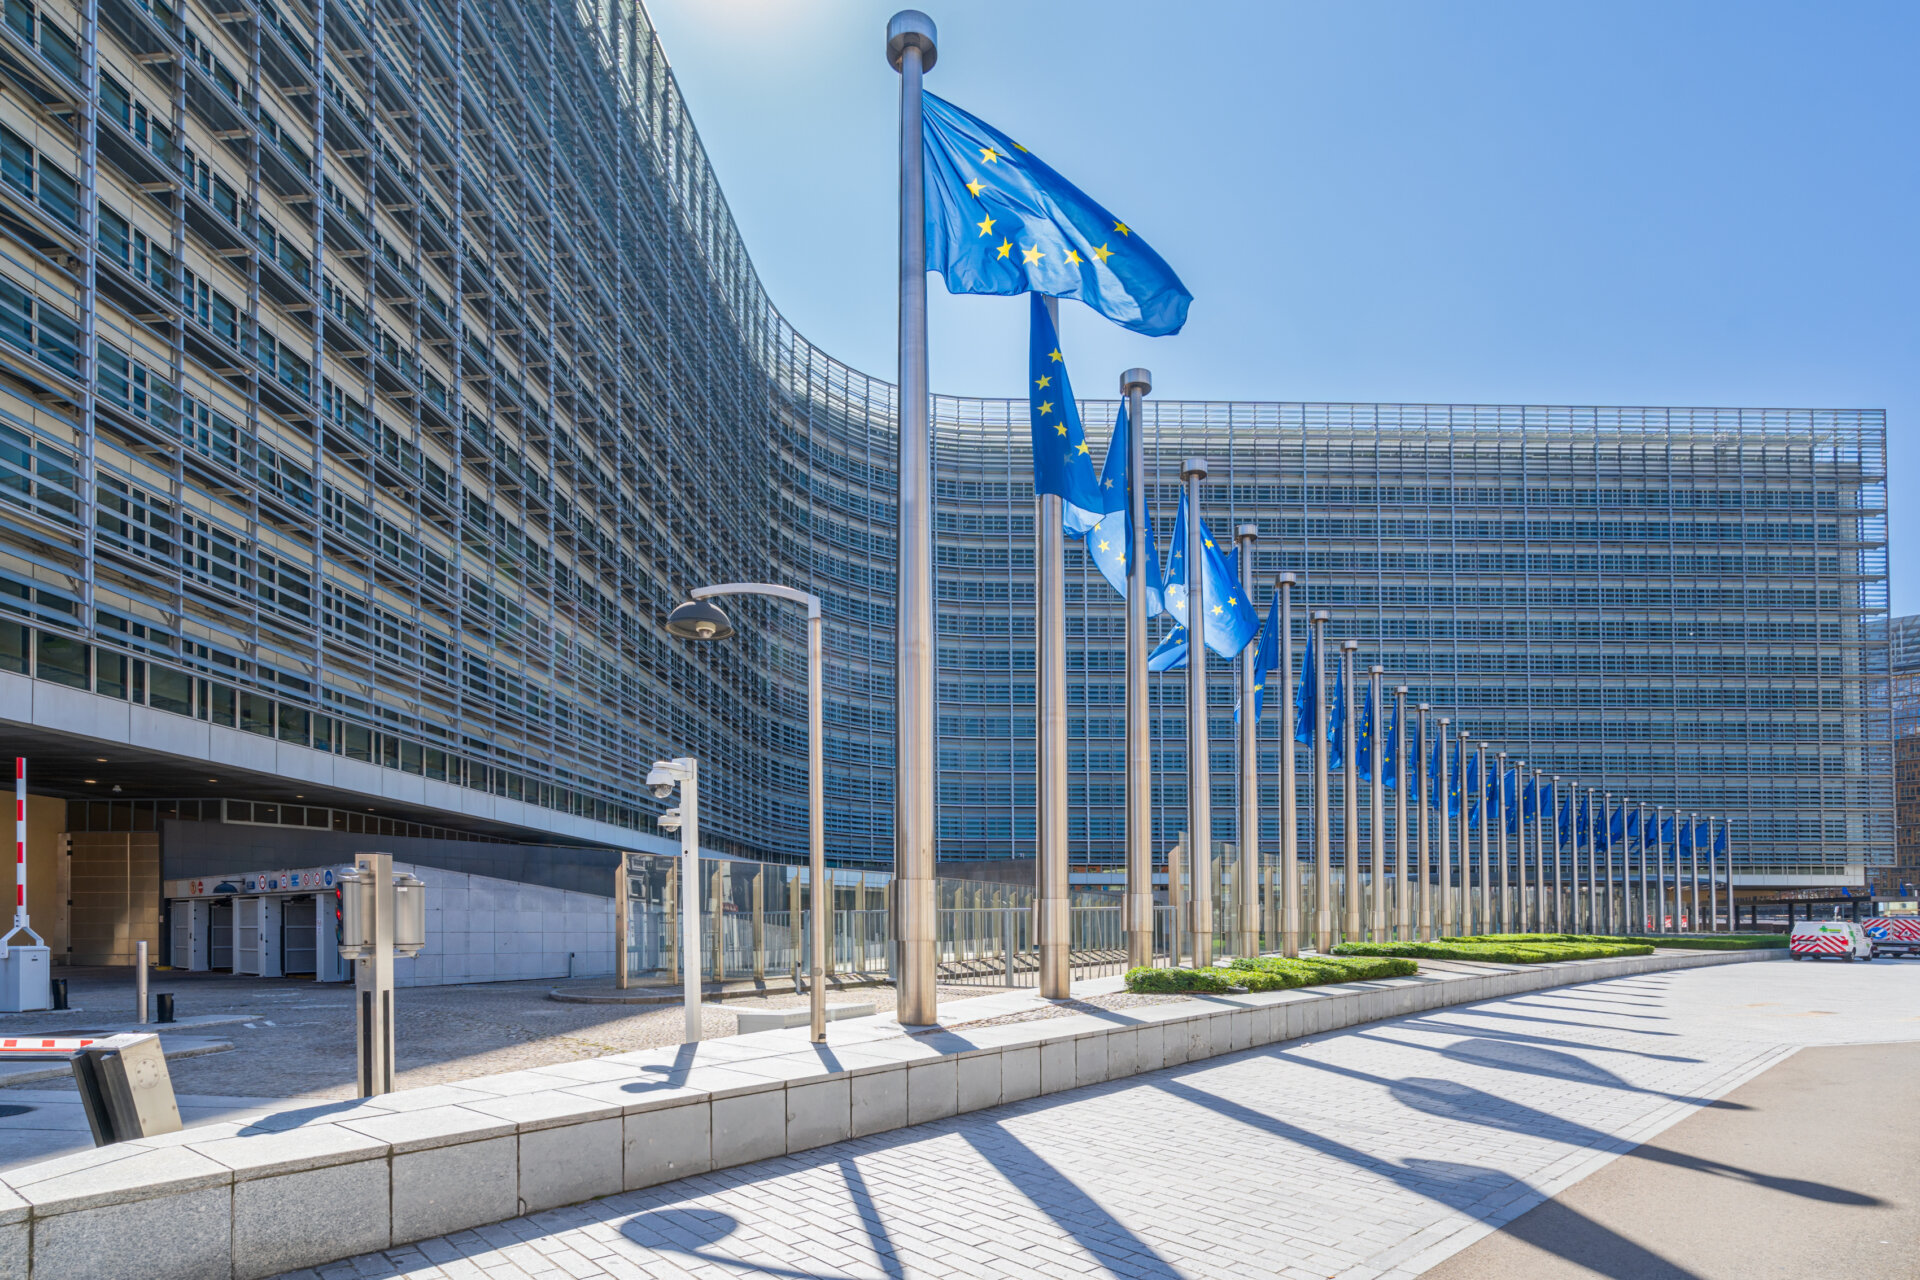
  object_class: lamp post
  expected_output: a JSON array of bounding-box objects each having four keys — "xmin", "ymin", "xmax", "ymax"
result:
[
  {"xmin": 666, "ymin": 586, "xmax": 828, "ymax": 1042},
  {"xmin": 1122, "ymin": 368, "xmax": 1154, "ymax": 968}
]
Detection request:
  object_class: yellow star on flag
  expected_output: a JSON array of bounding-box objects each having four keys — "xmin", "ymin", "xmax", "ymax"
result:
[
  {"xmin": 1037, "ymin": 400, "xmax": 1053, "ymax": 415},
  {"xmin": 1212, "ymin": 605, "xmax": 1224, "ymax": 615},
  {"xmin": 976, "ymin": 213, "xmax": 995, "ymax": 237},
  {"xmin": 1049, "ymin": 348, "xmax": 1063, "ymax": 363},
  {"xmin": 1054, "ymin": 423, "xmax": 1067, "ymax": 436},
  {"xmin": 996, "ymin": 239, "xmax": 1013, "ymax": 259},
  {"xmin": 1114, "ymin": 220, "xmax": 1131, "ymax": 236},
  {"xmin": 1064, "ymin": 249, "xmax": 1083, "ymax": 266},
  {"xmin": 1021, "ymin": 244, "xmax": 1044, "ymax": 265},
  {"xmin": 1076, "ymin": 442, "xmax": 1090, "ymax": 455},
  {"xmin": 980, "ymin": 146, "xmax": 1000, "ymax": 164},
  {"xmin": 1035, "ymin": 375, "xmax": 1051, "ymax": 389},
  {"xmin": 1092, "ymin": 244, "xmax": 1113, "ymax": 263},
  {"xmin": 1097, "ymin": 540, "xmax": 1110, "ymax": 553},
  {"xmin": 966, "ymin": 179, "xmax": 984, "ymax": 197}
]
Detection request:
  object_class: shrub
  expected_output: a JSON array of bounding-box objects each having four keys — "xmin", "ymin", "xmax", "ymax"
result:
[
  {"xmin": 1332, "ymin": 940, "xmax": 1653, "ymax": 963},
  {"xmin": 1614, "ymin": 934, "xmax": 1787, "ymax": 951},
  {"xmin": 1228, "ymin": 954, "xmax": 1418, "ymax": 985},
  {"xmin": 1123, "ymin": 966, "xmax": 1243, "ymax": 994},
  {"xmin": 1123, "ymin": 954, "xmax": 1416, "ymax": 995}
]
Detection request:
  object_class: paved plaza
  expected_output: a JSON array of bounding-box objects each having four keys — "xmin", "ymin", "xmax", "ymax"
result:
[{"xmin": 272, "ymin": 959, "xmax": 1920, "ymax": 1280}]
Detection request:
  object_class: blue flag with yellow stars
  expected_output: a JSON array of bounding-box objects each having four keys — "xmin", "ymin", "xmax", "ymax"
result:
[
  {"xmin": 1147, "ymin": 623, "xmax": 1188, "ymax": 672},
  {"xmin": 1163, "ymin": 491, "xmax": 1260, "ymax": 659},
  {"xmin": 1464, "ymin": 748, "xmax": 1481, "ymax": 830},
  {"xmin": 1382, "ymin": 702, "xmax": 1399, "ymax": 790},
  {"xmin": 1356, "ymin": 685, "xmax": 1374, "ymax": 784},
  {"xmin": 922, "ymin": 93, "xmax": 1192, "ymax": 337},
  {"xmin": 1713, "ymin": 824, "xmax": 1727, "ymax": 856},
  {"xmin": 1326, "ymin": 654, "xmax": 1345, "ymax": 771},
  {"xmin": 1028, "ymin": 296, "xmax": 1103, "ymax": 534},
  {"xmin": 1292, "ymin": 629, "xmax": 1316, "ymax": 748},
  {"xmin": 1250, "ymin": 589, "xmax": 1280, "ymax": 722},
  {"xmin": 1085, "ymin": 402, "xmax": 1165, "ymax": 613}
]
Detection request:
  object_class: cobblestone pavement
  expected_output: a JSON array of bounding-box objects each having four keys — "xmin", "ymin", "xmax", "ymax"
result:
[{"xmin": 280, "ymin": 959, "xmax": 1920, "ymax": 1280}]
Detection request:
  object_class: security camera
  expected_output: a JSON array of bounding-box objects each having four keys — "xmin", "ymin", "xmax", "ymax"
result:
[
  {"xmin": 646, "ymin": 764, "xmax": 680, "ymax": 798},
  {"xmin": 657, "ymin": 807, "xmax": 682, "ymax": 833},
  {"xmin": 650, "ymin": 781, "xmax": 676, "ymax": 799}
]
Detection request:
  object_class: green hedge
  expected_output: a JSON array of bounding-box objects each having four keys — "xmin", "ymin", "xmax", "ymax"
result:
[
  {"xmin": 1124, "ymin": 953, "xmax": 1417, "ymax": 995},
  {"xmin": 1332, "ymin": 939, "xmax": 1653, "ymax": 963},
  {"xmin": 1452, "ymin": 932, "xmax": 1787, "ymax": 952}
]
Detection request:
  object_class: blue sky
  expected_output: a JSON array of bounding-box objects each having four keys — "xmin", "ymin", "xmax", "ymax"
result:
[{"xmin": 648, "ymin": 1, "xmax": 1920, "ymax": 613}]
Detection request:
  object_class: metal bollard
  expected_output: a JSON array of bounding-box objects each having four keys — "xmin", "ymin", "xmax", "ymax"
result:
[
  {"xmin": 50, "ymin": 977, "xmax": 67, "ymax": 1010},
  {"xmin": 135, "ymin": 940, "xmax": 148, "ymax": 1024},
  {"xmin": 155, "ymin": 992, "xmax": 174, "ymax": 1024}
]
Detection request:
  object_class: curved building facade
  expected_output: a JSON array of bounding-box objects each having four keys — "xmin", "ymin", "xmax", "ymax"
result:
[{"xmin": 0, "ymin": 0, "xmax": 1890, "ymax": 939}]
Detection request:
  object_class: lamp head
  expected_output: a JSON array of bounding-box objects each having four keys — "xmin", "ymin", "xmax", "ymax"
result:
[{"xmin": 665, "ymin": 597, "xmax": 735, "ymax": 642}]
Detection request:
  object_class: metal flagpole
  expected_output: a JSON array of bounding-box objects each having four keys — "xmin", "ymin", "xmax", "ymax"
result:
[
  {"xmin": 1436, "ymin": 716, "xmax": 1452, "ymax": 939},
  {"xmin": 886, "ymin": 10, "xmax": 938, "ymax": 1025},
  {"xmin": 1368, "ymin": 666, "xmax": 1385, "ymax": 941},
  {"xmin": 1513, "ymin": 759, "xmax": 1530, "ymax": 932},
  {"xmin": 1394, "ymin": 686, "xmax": 1409, "ymax": 941},
  {"xmin": 1708, "ymin": 815, "xmax": 1720, "ymax": 932},
  {"xmin": 1184, "ymin": 458, "xmax": 1213, "ymax": 965},
  {"xmin": 1458, "ymin": 731, "xmax": 1473, "ymax": 935},
  {"xmin": 1645, "ymin": 802, "xmax": 1659, "ymax": 934},
  {"xmin": 1417, "ymin": 703, "xmax": 1432, "ymax": 940},
  {"xmin": 1341, "ymin": 641, "xmax": 1362, "ymax": 945},
  {"xmin": 1590, "ymin": 787, "xmax": 1603, "ymax": 935},
  {"xmin": 1236, "ymin": 525, "xmax": 1260, "ymax": 959},
  {"xmin": 1122, "ymin": 370, "xmax": 1153, "ymax": 969},
  {"xmin": 1495, "ymin": 750, "xmax": 1511, "ymax": 933},
  {"xmin": 1543, "ymin": 775, "xmax": 1559, "ymax": 936},
  {"xmin": 1035, "ymin": 298, "xmax": 1069, "ymax": 1000},
  {"xmin": 1542, "ymin": 769, "xmax": 1556, "ymax": 932},
  {"xmin": 1279, "ymin": 575, "xmax": 1300, "ymax": 957},
  {"xmin": 1689, "ymin": 810, "xmax": 1702, "ymax": 934},
  {"xmin": 1311, "ymin": 611, "xmax": 1332, "ymax": 952},
  {"xmin": 1477, "ymin": 743, "xmax": 1493, "ymax": 933}
]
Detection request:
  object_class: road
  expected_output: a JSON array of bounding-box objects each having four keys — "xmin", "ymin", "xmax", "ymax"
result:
[{"xmin": 268, "ymin": 957, "xmax": 1920, "ymax": 1280}]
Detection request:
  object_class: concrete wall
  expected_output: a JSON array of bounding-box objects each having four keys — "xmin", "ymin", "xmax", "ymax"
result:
[{"xmin": 393, "ymin": 861, "xmax": 614, "ymax": 986}]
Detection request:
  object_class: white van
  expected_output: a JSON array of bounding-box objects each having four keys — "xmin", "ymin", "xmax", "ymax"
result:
[{"xmin": 1788, "ymin": 920, "xmax": 1873, "ymax": 962}]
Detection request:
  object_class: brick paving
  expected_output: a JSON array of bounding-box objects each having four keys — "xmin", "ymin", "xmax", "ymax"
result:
[{"xmin": 279, "ymin": 960, "xmax": 1920, "ymax": 1280}]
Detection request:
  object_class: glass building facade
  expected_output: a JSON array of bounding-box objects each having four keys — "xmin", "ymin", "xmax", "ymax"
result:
[{"xmin": 0, "ymin": 0, "xmax": 1890, "ymax": 889}]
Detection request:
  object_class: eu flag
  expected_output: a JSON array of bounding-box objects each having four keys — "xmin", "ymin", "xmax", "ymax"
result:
[
  {"xmin": 1463, "ymin": 748, "xmax": 1480, "ymax": 829},
  {"xmin": 1250, "ymin": 590, "xmax": 1280, "ymax": 722},
  {"xmin": 1356, "ymin": 685, "xmax": 1374, "ymax": 784},
  {"xmin": 1660, "ymin": 817, "xmax": 1676, "ymax": 844},
  {"xmin": 1085, "ymin": 402, "xmax": 1164, "ymax": 613},
  {"xmin": 1148, "ymin": 624, "xmax": 1188, "ymax": 672},
  {"xmin": 1503, "ymin": 768, "xmax": 1519, "ymax": 834},
  {"xmin": 1163, "ymin": 491, "xmax": 1259, "ymax": 659},
  {"xmin": 1326, "ymin": 656, "xmax": 1346, "ymax": 770},
  {"xmin": 1558, "ymin": 793, "xmax": 1573, "ymax": 841},
  {"xmin": 1027, "ymin": 296, "xmax": 1103, "ymax": 533},
  {"xmin": 1713, "ymin": 825, "xmax": 1728, "ymax": 856},
  {"xmin": 1383, "ymin": 702, "xmax": 1400, "ymax": 790},
  {"xmin": 921, "ymin": 93, "xmax": 1192, "ymax": 336},
  {"xmin": 1428, "ymin": 733, "xmax": 1447, "ymax": 814},
  {"xmin": 1292, "ymin": 630, "xmax": 1316, "ymax": 748}
]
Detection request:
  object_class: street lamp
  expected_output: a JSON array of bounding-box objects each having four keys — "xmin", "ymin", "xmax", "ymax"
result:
[
  {"xmin": 667, "ymin": 583, "xmax": 828, "ymax": 1043},
  {"xmin": 646, "ymin": 757, "xmax": 701, "ymax": 1043}
]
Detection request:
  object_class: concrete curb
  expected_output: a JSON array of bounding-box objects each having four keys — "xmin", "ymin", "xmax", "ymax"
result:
[{"xmin": 0, "ymin": 948, "xmax": 1775, "ymax": 1280}]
